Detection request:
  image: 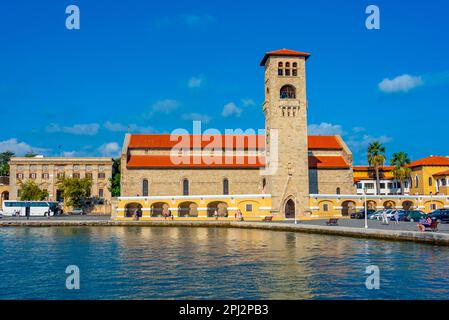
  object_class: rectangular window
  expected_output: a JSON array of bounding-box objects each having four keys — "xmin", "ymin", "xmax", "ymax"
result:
[
  {"xmin": 86, "ymin": 173, "xmax": 93, "ymax": 179},
  {"xmin": 73, "ymin": 173, "xmax": 80, "ymax": 179},
  {"xmin": 245, "ymin": 204, "xmax": 253, "ymax": 212},
  {"xmin": 98, "ymin": 173, "xmax": 106, "ymax": 179},
  {"xmin": 278, "ymin": 69, "xmax": 283, "ymax": 76},
  {"xmin": 380, "ymin": 183, "xmax": 385, "ymax": 189},
  {"xmin": 387, "ymin": 183, "xmax": 393, "ymax": 189},
  {"xmin": 17, "ymin": 189, "xmax": 21, "ymax": 197},
  {"xmin": 285, "ymin": 69, "xmax": 290, "ymax": 76},
  {"xmin": 57, "ymin": 173, "xmax": 65, "ymax": 179},
  {"xmin": 357, "ymin": 183, "xmax": 363, "ymax": 189},
  {"xmin": 29, "ymin": 173, "xmax": 36, "ymax": 179},
  {"xmin": 42, "ymin": 173, "xmax": 49, "ymax": 179},
  {"xmin": 365, "ymin": 183, "xmax": 374, "ymax": 189},
  {"xmin": 99, "ymin": 189, "xmax": 104, "ymax": 198},
  {"xmin": 430, "ymin": 204, "xmax": 437, "ymax": 211}
]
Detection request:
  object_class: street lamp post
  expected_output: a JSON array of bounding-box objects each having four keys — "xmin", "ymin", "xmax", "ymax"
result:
[{"xmin": 364, "ymin": 186, "xmax": 368, "ymax": 229}]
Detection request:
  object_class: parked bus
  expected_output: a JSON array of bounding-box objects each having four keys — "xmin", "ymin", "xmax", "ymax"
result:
[{"xmin": 1, "ymin": 200, "xmax": 59, "ymax": 217}]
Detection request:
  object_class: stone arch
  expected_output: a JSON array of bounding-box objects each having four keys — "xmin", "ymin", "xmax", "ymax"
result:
[
  {"xmin": 284, "ymin": 198, "xmax": 296, "ymax": 218},
  {"xmin": 366, "ymin": 200, "xmax": 377, "ymax": 211},
  {"xmin": 151, "ymin": 202, "xmax": 169, "ymax": 217},
  {"xmin": 178, "ymin": 201, "xmax": 198, "ymax": 217},
  {"xmin": 341, "ymin": 200, "xmax": 356, "ymax": 216},
  {"xmin": 383, "ymin": 200, "xmax": 396, "ymax": 209},
  {"xmin": 125, "ymin": 202, "xmax": 142, "ymax": 218},
  {"xmin": 318, "ymin": 200, "xmax": 333, "ymax": 214},
  {"xmin": 402, "ymin": 200, "xmax": 414, "ymax": 210},
  {"xmin": 424, "ymin": 200, "xmax": 444, "ymax": 212},
  {"xmin": 280, "ymin": 84, "xmax": 296, "ymax": 99},
  {"xmin": 207, "ymin": 201, "xmax": 228, "ymax": 217},
  {"xmin": 238, "ymin": 200, "xmax": 259, "ymax": 216}
]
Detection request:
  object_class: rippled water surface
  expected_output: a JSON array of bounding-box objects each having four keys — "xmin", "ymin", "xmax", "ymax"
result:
[{"xmin": 1, "ymin": 226, "xmax": 449, "ymax": 299}]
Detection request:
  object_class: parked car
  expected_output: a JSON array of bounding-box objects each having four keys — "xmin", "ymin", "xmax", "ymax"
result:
[
  {"xmin": 428, "ymin": 209, "xmax": 449, "ymax": 223},
  {"xmin": 403, "ymin": 210, "xmax": 428, "ymax": 222},
  {"xmin": 350, "ymin": 209, "xmax": 376, "ymax": 219},
  {"xmin": 370, "ymin": 209, "xmax": 394, "ymax": 220},
  {"xmin": 69, "ymin": 208, "xmax": 86, "ymax": 215}
]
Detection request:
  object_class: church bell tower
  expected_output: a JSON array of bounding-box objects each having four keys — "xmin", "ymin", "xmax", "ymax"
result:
[{"xmin": 260, "ymin": 49, "xmax": 310, "ymax": 218}]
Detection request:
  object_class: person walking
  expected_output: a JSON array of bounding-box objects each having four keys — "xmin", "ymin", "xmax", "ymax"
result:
[
  {"xmin": 393, "ymin": 211, "xmax": 400, "ymax": 224},
  {"xmin": 381, "ymin": 211, "xmax": 389, "ymax": 225}
]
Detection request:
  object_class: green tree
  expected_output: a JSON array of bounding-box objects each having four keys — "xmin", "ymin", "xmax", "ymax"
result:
[
  {"xmin": 367, "ymin": 141, "xmax": 386, "ymax": 195},
  {"xmin": 109, "ymin": 158, "xmax": 121, "ymax": 197},
  {"xmin": 57, "ymin": 177, "xmax": 93, "ymax": 208},
  {"xmin": 0, "ymin": 151, "xmax": 14, "ymax": 176},
  {"xmin": 24, "ymin": 151, "xmax": 38, "ymax": 158},
  {"xmin": 391, "ymin": 151, "xmax": 411, "ymax": 195},
  {"xmin": 19, "ymin": 180, "xmax": 49, "ymax": 201}
]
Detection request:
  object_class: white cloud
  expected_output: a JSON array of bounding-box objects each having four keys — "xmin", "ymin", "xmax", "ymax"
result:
[
  {"xmin": 187, "ymin": 76, "xmax": 204, "ymax": 88},
  {"xmin": 98, "ymin": 142, "xmax": 120, "ymax": 157},
  {"xmin": 150, "ymin": 99, "xmax": 179, "ymax": 114},
  {"xmin": 46, "ymin": 123, "xmax": 100, "ymax": 136},
  {"xmin": 182, "ymin": 113, "xmax": 212, "ymax": 124},
  {"xmin": 308, "ymin": 122, "xmax": 343, "ymax": 136},
  {"xmin": 104, "ymin": 121, "xmax": 156, "ymax": 133},
  {"xmin": 346, "ymin": 134, "xmax": 392, "ymax": 152},
  {"xmin": 0, "ymin": 138, "xmax": 47, "ymax": 156},
  {"xmin": 352, "ymin": 126, "xmax": 366, "ymax": 133},
  {"xmin": 378, "ymin": 74, "xmax": 424, "ymax": 93},
  {"xmin": 242, "ymin": 98, "xmax": 255, "ymax": 107},
  {"xmin": 222, "ymin": 102, "xmax": 242, "ymax": 117}
]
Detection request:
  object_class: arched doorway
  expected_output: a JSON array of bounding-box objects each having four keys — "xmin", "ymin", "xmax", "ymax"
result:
[
  {"xmin": 383, "ymin": 201, "xmax": 395, "ymax": 209},
  {"xmin": 341, "ymin": 200, "xmax": 356, "ymax": 216},
  {"xmin": 207, "ymin": 201, "xmax": 228, "ymax": 217},
  {"xmin": 151, "ymin": 202, "xmax": 169, "ymax": 217},
  {"xmin": 178, "ymin": 201, "xmax": 198, "ymax": 217},
  {"xmin": 366, "ymin": 200, "xmax": 376, "ymax": 211},
  {"xmin": 125, "ymin": 202, "xmax": 142, "ymax": 218},
  {"xmin": 284, "ymin": 199, "xmax": 295, "ymax": 218},
  {"xmin": 402, "ymin": 201, "xmax": 414, "ymax": 211}
]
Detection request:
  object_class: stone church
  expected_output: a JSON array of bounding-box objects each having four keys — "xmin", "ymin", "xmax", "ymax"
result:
[{"xmin": 120, "ymin": 49, "xmax": 355, "ymax": 217}]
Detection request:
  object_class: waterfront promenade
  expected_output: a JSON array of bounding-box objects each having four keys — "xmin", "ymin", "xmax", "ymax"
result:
[{"xmin": 2, "ymin": 216, "xmax": 449, "ymax": 246}]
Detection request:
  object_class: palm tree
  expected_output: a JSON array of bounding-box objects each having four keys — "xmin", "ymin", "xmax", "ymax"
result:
[
  {"xmin": 367, "ymin": 142, "xmax": 386, "ymax": 195},
  {"xmin": 391, "ymin": 151, "xmax": 411, "ymax": 195}
]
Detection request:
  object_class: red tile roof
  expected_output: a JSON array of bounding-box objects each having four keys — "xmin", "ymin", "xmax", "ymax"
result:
[
  {"xmin": 307, "ymin": 136, "xmax": 342, "ymax": 150},
  {"xmin": 126, "ymin": 154, "xmax": 349, "ymax": 170},
  {"xmin": 260, "ymin": 48, "xmax": 311, "ymax": 66},
  {"xmin": 128, "ymin": 134, "xmax": 343, "ymax": 150},
  {"xmin": 433, "ymin": 170, "xmax": 449, "ymax": 177},
  {"xmin": 127, "ymin": 155, "xmax": 265, "ymax": 169},
  {"xmin": 128, "ymin": 134, "xmax": 264, "ymax": 150},
  {"xmin": 409, "ymin": 156, "xmax": 449, "ymax": 167},
  {"xmin": 353, "ymin": 165, "xmax": 394, "ymax": 172},
  {"xmin": 308, "ymin": 156, "xmax": 350, "ymax": 169}
]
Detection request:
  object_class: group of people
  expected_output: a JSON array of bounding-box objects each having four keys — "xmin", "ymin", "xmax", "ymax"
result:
[
  {"xmin": 417, "ymin": 216, "xmax": 433, "ymax": 232},
  {"xmin": 380, "ymin": 211, "xmax": 400, "ymax": 225}
]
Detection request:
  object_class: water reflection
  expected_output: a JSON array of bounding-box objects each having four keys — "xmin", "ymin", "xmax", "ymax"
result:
[{"xmin": 0, "ymin": 226, "xmax": 449, "ymax": 299}]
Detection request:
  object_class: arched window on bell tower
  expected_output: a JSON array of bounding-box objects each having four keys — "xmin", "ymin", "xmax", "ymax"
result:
[
  {"xmin": 292, "ymin": 62, "xmax": 298, "ymax": 76},
  {"xmin": 285, "ymin": 62, "xmax": 290, "ymax": 76},
  {"xmin": 280, "ymin": 85, "xmax": 296, "ymax": 99},
  {"xmin": 278, "ymin": 62, "xmax": 283, "ymax": 76}
]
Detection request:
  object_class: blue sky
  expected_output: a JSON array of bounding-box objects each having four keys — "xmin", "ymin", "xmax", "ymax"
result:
[{"xmin": 1, "ymin": 0, "xmax": 448, "ymax": 164}]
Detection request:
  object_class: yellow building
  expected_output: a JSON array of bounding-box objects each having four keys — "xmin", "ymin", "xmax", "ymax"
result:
[{"xmin": 408, "ymin": 156, "xmax": 449, "ymax": 196}]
